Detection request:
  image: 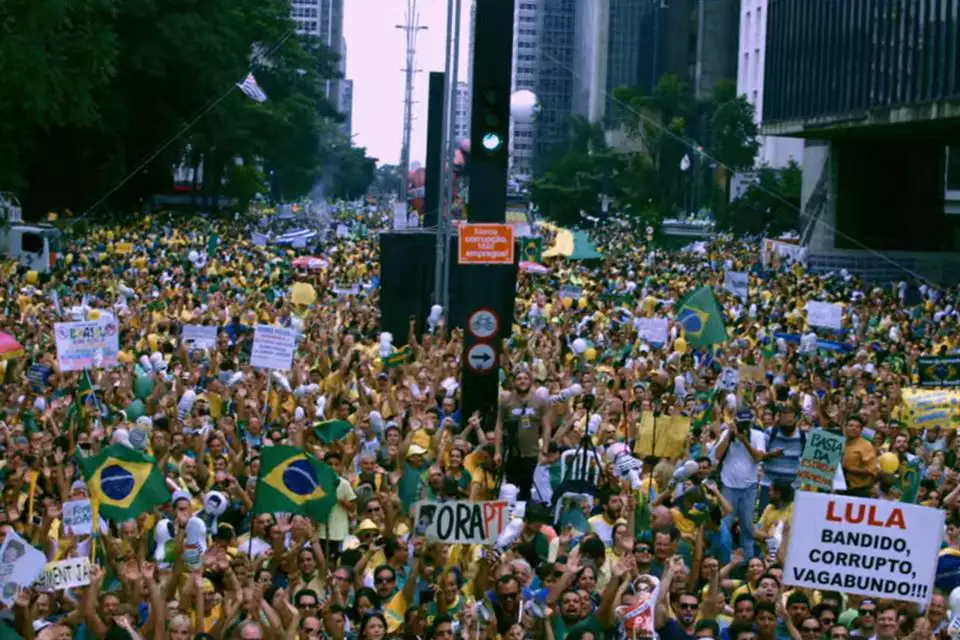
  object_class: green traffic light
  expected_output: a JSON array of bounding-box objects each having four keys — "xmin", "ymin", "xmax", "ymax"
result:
[{"xmin": 481, "ymin": 133, "xmax": 503, "ymax": 152}]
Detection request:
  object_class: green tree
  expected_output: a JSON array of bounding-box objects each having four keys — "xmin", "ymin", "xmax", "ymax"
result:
[
  {"xmin": 716, "ymin": 161, "xmax": 802, "ymax": 236},
  {"xmin": 328, "ymin": 144, "xmax": 376, "ymax": 201},
  {"xmin": 372, "ymin": 164, "xmax": 403, "ymax": 196},
  {"xmin": 2, "ymin": 0, "xmax": 343, "ymax": 215}
]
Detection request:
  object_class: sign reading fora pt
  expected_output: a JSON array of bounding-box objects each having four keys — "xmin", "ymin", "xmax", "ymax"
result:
[
  {"xmin": 458, "ymin": 224, "xmax": 515, "ymax": 265},
  {"xmin": 413, "ymin": 500, "xmax": 509, "ymax": 545}
]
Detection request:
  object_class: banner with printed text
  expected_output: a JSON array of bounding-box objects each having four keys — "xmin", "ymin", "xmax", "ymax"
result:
[
  {"xmin": 784, "ymin": 492, "xmax": 942, "ymax": 605},
  {"xmin": 413, "ymin": 500, "xmax": 509, "ymax": 545},
  {"xmin": 54, "ymin": 319, "xmax": 120, "ymax": 372},
  {"xmin": 250, "ymin": 325, "xmax": 297, "ymax": 370},
  {"xmin": 901, "ymin": 388, "xmax": 960, "ymax": 430}
]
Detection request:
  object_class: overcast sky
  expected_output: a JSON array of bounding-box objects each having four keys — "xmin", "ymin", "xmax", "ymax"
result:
[{"xmin": 344, "ymin": 0, "xmax": 472, "ymax": 167}]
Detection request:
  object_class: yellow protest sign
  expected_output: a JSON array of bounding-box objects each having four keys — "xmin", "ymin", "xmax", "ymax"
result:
[
  {"xmin": 634, "ymin": 412, "xmax": 691, "ymax": 458},
  {"xmin": 900, "ymin": 388, "xmax": 960, "ymax": 429}
]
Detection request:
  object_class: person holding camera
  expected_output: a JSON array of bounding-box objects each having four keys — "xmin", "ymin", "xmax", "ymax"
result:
[
  {"xmin": 495, "ymin": 365, "xmax": 553, "ymax": 502},
  {"xmin": 712, "ymin": 409, "xmax": 766, "ymax": 561}
]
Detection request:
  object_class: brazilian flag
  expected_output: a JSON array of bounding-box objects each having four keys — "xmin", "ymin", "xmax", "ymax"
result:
[
  {"xmin": 312, "ymin": 419, "xmax": 353, "ymax": 444},
  {"xmin": 521, "ymin": 237, "xmax": 543, "ymax": 263},
  {"xmin": 382, "ymin": 345, "xmax": 414, "ymax": 369},
  {"xmin": 253, "ymin": 446, "xmax": 339, "ymax": 521},
  {"xmin": 79, "ymin": 445, "xmax": 171, "ymax": 522},
  {"xmin": 675, "ymin": 286, "xmax": 727, "ymax": 348}
]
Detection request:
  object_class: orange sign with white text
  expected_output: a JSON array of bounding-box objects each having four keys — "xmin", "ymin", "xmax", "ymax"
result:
[{"xmin": 458, "ymin": 224, "xmax": 515, "ymax": 265}]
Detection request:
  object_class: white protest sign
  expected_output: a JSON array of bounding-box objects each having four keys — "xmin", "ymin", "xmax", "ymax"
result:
[
  {"xmin": 634, "ymin": 318, "xmax": 669, "ymax": 345},
  {"xmin": 250, "ymin": 325, "xmax": 297, "ymax": 371},
  {"xmin": 54, "ymin": 318, "xmax": 120, "ymax": 372},
  {"xmin": 805, "ymin": 301, "xmax": 844, "ymax": 330},
  {"xmin": 784, "ymin": 492, "xmax": 942, "ymax": 605},
  {"xmin": 61, "ymin": 499, "xmax": 106, "ymax": 537},
  {"xmin": 724, "ymin": 271, "xmax": 749, "ymax": 301},
  {"xmin": 413, "ymin": 500, "xmax": 509, "ymax": 545},
  {"xmin": 37, "ymin": 557, "xmax": 91, "ymax": 591},
  {"xmin": 0, "ymin": 529, "xmax": 47, "ymax": 605},
  {"xmin": 182, "ymin": 325, "xmax": 218, "ymax": 349}
]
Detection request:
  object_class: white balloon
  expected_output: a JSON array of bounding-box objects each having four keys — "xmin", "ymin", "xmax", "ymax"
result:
[
  {"xmin": 950, "ymin": 586, "xmax": 960, "ymax": 617},
  {"xmin": 510, "ymin": 90, "xmax": 541, "ymax": 125}
]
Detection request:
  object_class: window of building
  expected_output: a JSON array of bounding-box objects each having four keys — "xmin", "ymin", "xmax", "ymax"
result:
[{"xmin": 755, "ymin": 7, "xmax": 762, "ymax": 46}]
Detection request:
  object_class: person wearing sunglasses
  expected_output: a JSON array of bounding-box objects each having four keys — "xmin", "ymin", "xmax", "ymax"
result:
[
  {"xmin": 799, "ymin": 618, "xmax": 823, "ymax": 640},
  {"xmin": 853, "ymin": 599, "xmax": 877, "ymax": 639}
]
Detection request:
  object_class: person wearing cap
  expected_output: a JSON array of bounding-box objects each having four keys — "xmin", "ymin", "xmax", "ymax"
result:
[
  {"xmin": 398, "ymin": 442, "xmax": 429, "ymax": 511},
  {"xmin": 713, "ymin": 408, "xmax": 766, "ymax": 561}
]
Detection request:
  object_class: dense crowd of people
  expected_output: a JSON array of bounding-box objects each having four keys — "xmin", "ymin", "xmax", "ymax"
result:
[{"xmin": 0, "ymin": 209, "xmax": 957, "ymax": 640}]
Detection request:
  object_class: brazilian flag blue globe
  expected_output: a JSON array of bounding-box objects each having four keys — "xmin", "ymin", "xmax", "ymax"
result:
[
  {"xmin": 253, "ymin": 446, "xmax": 339, "ymax": 521},
  {"xmin": 675, "ymin": 286, "xmax": 727, "ymax": 348},
  {"xmin": 79, "ymin": 444, "xmax": 170, "ymax": 522}
]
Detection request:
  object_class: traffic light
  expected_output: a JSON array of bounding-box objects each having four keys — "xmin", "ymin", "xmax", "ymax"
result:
[
  {"xmin": 477, "ymin": 87, "xmax": 508, "ymax": 157},
  {"xmin": 469, "ymin": 0, "xmax": 514, "ymax": 222}
]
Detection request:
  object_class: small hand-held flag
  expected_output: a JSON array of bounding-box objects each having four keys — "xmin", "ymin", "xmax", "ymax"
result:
[{"xmin": 237, "ymin": 73, "xmax": 268, "ymax": 103}]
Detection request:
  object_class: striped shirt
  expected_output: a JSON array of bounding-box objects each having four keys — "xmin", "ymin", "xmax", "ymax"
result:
[{"xmin": 762, "ymin": 428, "xmax": 805, "ymax": 486}]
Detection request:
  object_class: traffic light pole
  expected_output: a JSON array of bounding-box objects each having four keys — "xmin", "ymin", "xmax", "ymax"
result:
[{"xmin": 459, "ymin": 0, "xmax": 517, "ymax": 430}]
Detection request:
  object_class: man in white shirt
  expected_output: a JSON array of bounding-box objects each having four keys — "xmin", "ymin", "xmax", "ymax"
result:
[
  {"xmin": 712, "ymin": 410, "xmax": 766, "ymax": 560},
  {"xmin": 315, "ymin": 450, "xmax": 357, "ymax": 562}
]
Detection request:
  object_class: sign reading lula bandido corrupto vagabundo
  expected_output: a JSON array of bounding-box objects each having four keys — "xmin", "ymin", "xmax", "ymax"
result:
[{"xmin": 784, "ymin": 492, "xmax": 942, "ymax": 605}]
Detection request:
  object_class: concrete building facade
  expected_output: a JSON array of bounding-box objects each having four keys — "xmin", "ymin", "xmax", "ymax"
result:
[
  {"xmin": 510, "ymin": 0, "xmax": 540, "ymax": 180},
  {"xmin": 736, "ymin": 0, "xmax": 802, "ymax": 167},
  {"xmin": 533, "ymin": 0, "xmax": 576, "ymax": 174},
  {"xmin": 454, "ymin": 81, "xmax": 471, "ymax": 142},
  {"xmin": 291, "ymin": 0, "xmax": 346, "ymax": 114}
]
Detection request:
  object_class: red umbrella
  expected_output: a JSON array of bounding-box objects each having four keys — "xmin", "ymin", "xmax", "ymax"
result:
[
  {"xmin": 0, "ymin": 332, "xmax": 24, "ymax": 361},
  {"xmin": 292, "ymin": 256, "xmax": 328, "ymax": 270}
]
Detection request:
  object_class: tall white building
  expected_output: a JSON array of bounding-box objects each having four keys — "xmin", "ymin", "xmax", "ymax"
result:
[
  {"xmin": 453, "ymin": 82, "xmax": 470, "ymax": 142},
  {"xmin": 510, "ymin": 0, "xmax": 539, "ymax": 182},
  {"xmin": 737, "ymin": 0, "xmax": 803, "ymax": 167},
  {"xmin": 571, "ymin": 0, "xmax": 609, "ymax": 123}
]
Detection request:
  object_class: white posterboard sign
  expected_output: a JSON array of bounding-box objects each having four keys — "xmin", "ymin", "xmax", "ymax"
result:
[
  {"xmin": 61, "ymin": 499, "xmax": 106, "ymax": 537},
  {"xmin": 805, "ymin": 301, "xmax": 844, "ymax": 330},
  {"xmin": 182, "ymin": 325, "xmax": 218, "ymax": 349},
  {"xmin": 54, "ymin": 319, "xmax": 120, "ymax": 372},
  {"xmin": 784, "ymin": 492, "xmax": 942, "ymax": 605},
  {"xmin": 724, "ymin": 271, "xmax": 749, "ymax": 301},
  {"xmin": 37, "ymin": 557, "xmax": 92, "ymax": 591},
  {"xmin": 413, "ymin": 500, "xmax": 509, "ymax": 545},
  {"xmin": 250, "ymin": 325, "xmax": 297, "ymax": 371},
  {"xmin": 392, "ymin": 202, "xmax": 407, "ymax": 230},
  {"xmin": 0, "ymin": 529, "xmax": 47, "ymax": 604},
  {"xmin": 635, "ymin": 318, "xmax": 669, "ymax": 345}
]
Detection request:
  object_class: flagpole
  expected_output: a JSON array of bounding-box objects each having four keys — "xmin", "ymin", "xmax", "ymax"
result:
[{"xmin": 263, "ymin": 371, "xmax": 273, "ymax": 419}]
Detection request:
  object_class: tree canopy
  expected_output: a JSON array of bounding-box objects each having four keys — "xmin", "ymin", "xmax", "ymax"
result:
[
  {"xmin": 530, "ymin": 75, "xmax": 760, "ymax": 228},
  {"xmin": 0, "ymin": 0, "xmax": 372, "ymax": 216},
  {"xmin": 716, "ymin": 161, "xmax": 802, "ymax": 236}
]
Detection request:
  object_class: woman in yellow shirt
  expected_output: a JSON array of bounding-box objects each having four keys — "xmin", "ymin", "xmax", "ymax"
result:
[{"xmin": 753, "ymin": 480, "xmax": 794, "ymax": 557}]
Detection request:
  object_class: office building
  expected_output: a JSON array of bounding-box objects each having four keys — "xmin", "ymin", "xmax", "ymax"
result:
[
  {"xmin": 571, "ymin": 0, "xmax": 609, "ymax": 123},
  {"xmin": 533, "ymin": 0, "xmax": 576, "ymax": 174},
  {"xmin": 737, "ymin": 0, "xmax": 801, "ymax": 167},
  {"xmin": 453, "ymin": 81, "xmax": 470, "ymax": 142},
  {"xmin": 695, "ymin": 0, "xmax": 740, "ymax": 99},
  {"xmin": 340, "ymin": 79, "xmax": 354, "ymax": 136},
  {"xmin": 511, "ymin": 0, "xmax": 540, "ymax": 180}
]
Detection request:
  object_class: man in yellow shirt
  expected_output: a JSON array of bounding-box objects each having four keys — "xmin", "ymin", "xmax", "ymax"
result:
[{"xmin": 841, "ymin": 417, "xmax": 877, "ymax": 498}]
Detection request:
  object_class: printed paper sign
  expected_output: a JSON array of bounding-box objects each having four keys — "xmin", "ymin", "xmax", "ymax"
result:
[
  {"xmin": 182, "ymin": 325, "xmax": 218, "ymax": 349},
  {"xmin": 251, "ymin": 325, "xmax": 297, "ymax": 371},
  {"xmin": 0, "ymin": 530, "xmax": 47, "ymax": 605},
  {"xmin": 635, "ymin": 318, "xmax": 668, "ymax": 345},
  {"xmin": 458, "ymin": 224, "xmax": 515, "ymax": 265},
  {"xmin": 37, "ymin": 557, "xmax": 91, "ymax": 591},
  {"xmin": 784, "ymin": 492, "xmax": 942, "ymax": 605},
  {"xmin": 413, "ymin": 500, "xmax": 509, "ymax": 545},
  {"xmin": 797, "ymin": 428, "xmax": 845, "ymax": 491},
  {"xmin": 724, "ymin": 271, "xmax": 749, "ymax": 301},
  {"xmin": 54, "ymin": 319, "xmax": 120, "ymax": 372},
  {"xmin": 61, "ymin": 499, "xmax": 105, "ymax": 537},
  {"xmin": 805, "ymin": 301, "xmax": 843, "ymax": 330}
]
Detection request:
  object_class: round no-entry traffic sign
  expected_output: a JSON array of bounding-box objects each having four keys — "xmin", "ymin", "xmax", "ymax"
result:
[
  {"xmin": 467, "ymin": 308, "xmax": 499, "ymax": 340},
  {"xmin": 466, "ymin": 343, "xmax": 496, "ymax": 374}
]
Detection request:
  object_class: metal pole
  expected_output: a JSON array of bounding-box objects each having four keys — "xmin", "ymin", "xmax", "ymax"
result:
[
  {"xmin": 433, "ymin": 0, "xmax": 455, "ymax": 306},
  {"xmin": 441, "ymin": 0, "xmax": 463, "ymax": 312}
]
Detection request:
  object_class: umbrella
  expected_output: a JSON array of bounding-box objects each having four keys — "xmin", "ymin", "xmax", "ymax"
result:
[
  {"xmin": 290, "ymin": 282, "xmax": 317, "ymax": 306},
  {"xmin": 519, "ymin": 261, "xmax": 550, "ymax": 275},
  {"xmin": 0, "ymin": 332, "xmax": 24, "ymax": 361},
  {"xmin": 292, "ymin": 256, "xmax": 328, "ymax": 270},
  {"xmin": 312, "ymin": 419, "xmax": 353, "ymax": 443}
]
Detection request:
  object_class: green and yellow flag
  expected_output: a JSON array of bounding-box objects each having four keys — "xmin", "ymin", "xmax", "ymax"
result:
[
  {"xmin": 675, "ymin": 286, "xmax": 727, "ymax": 348},
  {"xmin": 382, "ymin": 345, "xmax": 414, "ymax": 369},
  {"xmin": 78, "ymin": 445, "xmax": 170, "ymax": 522},
  {"xmin": 253, "ymin": 446, "xmax": 339, "ymax": 521}
]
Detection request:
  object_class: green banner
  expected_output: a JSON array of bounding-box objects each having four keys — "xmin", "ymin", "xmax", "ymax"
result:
[
  {"xmin": 796, "ymin": 428, "xmax": 845, "ymax": 491},
  {"xmin": 918, "ymin": 355, "xmax": 960, "ymax": 387}
]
